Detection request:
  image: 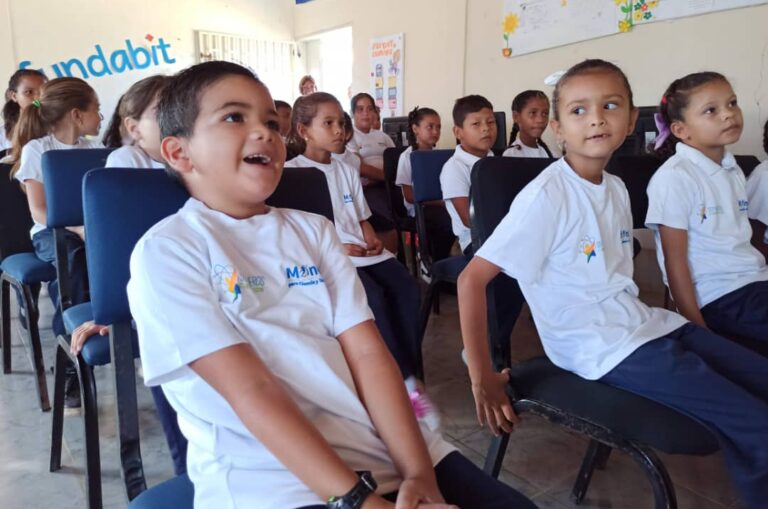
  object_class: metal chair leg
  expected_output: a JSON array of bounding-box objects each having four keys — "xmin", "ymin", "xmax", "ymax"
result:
[
  {"xmin": 49, "ymin": 344, "xmax": 67, "ymax": 472},
  {"xmin": 418, "ymin": 281, "xmax": 438, "ymax": 342},
  {"xmin": 78, "ymin": 358, "xmax": 103, "ymax": 509},
  {"xmin": 483, "ymin": 432, "xmax": 511, "ymax": 478},
  {"xmin": 625, "ymin": 444, "xmax": 677, "ymax": 509},
  {"xmin": 20, "ymin": 282, "xmax": 50, "ymax": 411},
  {"xmin": 571, "ymin": 440, "xmax": 611, "ymax": 504},
  {"xmin": 1, "ymin": 279, "xmax": 10, "ymax": 373}
]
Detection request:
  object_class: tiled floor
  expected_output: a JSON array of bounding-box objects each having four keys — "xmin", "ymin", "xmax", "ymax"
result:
[{"xmin": 0, "ymin": 247, "xmax": 743, "ymax": 508}]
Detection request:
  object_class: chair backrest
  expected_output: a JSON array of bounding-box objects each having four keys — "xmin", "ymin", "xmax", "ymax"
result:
[
  {"xmin": 736, "ymin": 155, "xmax": 761, "ymax": 178},
  {"xmin": 470, "ymin": 157, "xmax": 552, "ymax": 247},
  {"xmin": 0, "ymin": 163, "xmax": 35, "ymax": 258},
  {"xmin": 605, "ymin": 155, "xmax": 663, "ymax": 230},
  {"xmin": 42, "ymin": 149, "xmax": 114, "ymax": 228},
  {"xmin": 382, "ymin": 146, "xmax": 409, "ymax": 225},
  {"xmin": 83, "ymin": 169, "xmax": 189, "ymax": 325},
  {"xmin": 492, "ymin": 111, "xmax": 508, "ymax": 156},
  {"xmin": 265, "ymin": 166, "xmax": 334, "ymax": 222},
  {"xmin": 410, "ymin": 149, "xmax": 455, "ymax": 203}
]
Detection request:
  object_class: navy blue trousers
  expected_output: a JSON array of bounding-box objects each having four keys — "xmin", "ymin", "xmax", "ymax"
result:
[
  {"xmin": 299, "ymin": 451, "xmax": 538, "ymax": 509},
  {"xmin": 357, "ymin": 258, "xmax": 421, "ymax": 379},
  {"xmin": 600, "ymin": 324, "xmax": 768, "ymax": 509},
  {"xmin": 150, "ymin": 385, "xmax": 188, "ymax": 476},
  {"xmin": 31, "ymin": 228, "xmax": 88, "ymax": 337},
  {"xmin": 701, "ymin": 280, "xmax": 768, "ymax": 357}
]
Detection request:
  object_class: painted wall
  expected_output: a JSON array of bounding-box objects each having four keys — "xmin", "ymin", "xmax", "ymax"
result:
[
  {"xmin": 295, "ymin": 0, "xmax": 768, "ymax": 156},
  {"xmin": 1, "ymin": 0, "xmax": 294, "ymax": 136}
]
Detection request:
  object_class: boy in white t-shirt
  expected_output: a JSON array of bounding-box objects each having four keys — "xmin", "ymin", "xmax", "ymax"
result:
[
  {"xmin": 129, "ymin": 61, "xmax": 536, "ymax": 509},
  {"xmin": 745, "ymin": 119, "xmax": 768, "ymax": 260},
  {"xmin": 458, "ymin": 59, "xmax": 768, "ymax": 508},
  {"xmin": 439, "ymin": 95, "xmax": 496, "ymax": 258}
]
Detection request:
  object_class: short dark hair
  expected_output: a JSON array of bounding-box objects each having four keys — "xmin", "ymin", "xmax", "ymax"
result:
[
  {"xmin": 274, "ymin": 100, "xmax": 291, "ymax": 111},
  {"xmin": 157, "ymin": 61, "xmax": 262, "ymax": 185},
  {"xmin": 452, "ymin": 95, "xmax": 493, "ymax": 127},
  {"xmin": 350, "ymin": 92, "xmax": 375, "ymax": 114}
]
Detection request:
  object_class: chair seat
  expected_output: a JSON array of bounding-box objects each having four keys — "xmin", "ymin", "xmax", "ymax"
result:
[
  {"xmin": 430, "ymin": 255, "xmax": 468, "ymax": 282},
  {"xmin": 63, "ymin": 302, "xmax": 93, "ymax": 335},
  {"xmin": 511, "ymin": 357, "xmax": 720, "ymax": 455},
  {"xmin": 0, "ymin": 253, "xmax": 56, "ymax": 284},
  {"xmin": 128, "ymin": 474, "xmax": 194, "ymax": 509}
]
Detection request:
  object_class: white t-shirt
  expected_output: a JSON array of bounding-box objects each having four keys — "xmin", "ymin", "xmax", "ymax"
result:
[
  {"xmin": 14, "ymin": 134, "xmax": 104, "ymax": 238},
  {"xmin": 395, "ymin": 145, "xmax": 416, "ymax": 217},
  {"xmin": 477, "ymin": 158, "xmax": 687, "ymax": 380},
  {"xmin": 285, "ymin": 155, "xmax": 394, "ymax": 268},
  {"xmin": 746, "ymin": 160, "xmax": 768, "ymax": 238},
  {"xmin": 502, "ymin": 141, "xmax": 550, "ymax": 159},
  {"xmin": 347, "ymin": 127, "xmax": 395, "ymax": 170},
  {"xmin": 331, "ymin": 148, "xmax": 362, "ymax": 174},
  {"xmin": 128, "ymin": 200, "xmax": 453, "ymax": 509},
  {"xmin": 645, "ymin": 143, "xmax": 768, "ymax": 307},
  {"xmin": 440, "ymin": 144, "xmax": 493, "ymax": 251},
  {"xmin": 105, "ymin": 145, "xmax": 164, "ymax": 169},
  {"xmin": 0, "ymin": 125, "xmax": 11, "ymax": 151}
]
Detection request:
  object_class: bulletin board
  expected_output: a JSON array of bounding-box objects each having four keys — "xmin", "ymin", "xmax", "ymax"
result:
[{"xmin": 501, "ymin": 0, "xmax": 768, "ymax": 58}]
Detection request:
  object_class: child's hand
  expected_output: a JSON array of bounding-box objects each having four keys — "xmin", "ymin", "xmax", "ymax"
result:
[
  {"xmin": 471, "ymin": 369, "xmax": 519, "ymax": 436},
  {"xmin": 66, "ymin": 225, "xmax": 85, "ymax": 241},
  {"xmin": 365, "ymin": 235, "xmax": 384, "ymax": 256},
  {"xmin": 395, "ymin": 478, "xmax": 457, "ymax": 509},
  {"xmin": 70, "ymin": 321, "xmax": 109, "ymax": 355},
  {"xmin": 344, "ymin": 243, "xmax": 368, "ymax": 257}
]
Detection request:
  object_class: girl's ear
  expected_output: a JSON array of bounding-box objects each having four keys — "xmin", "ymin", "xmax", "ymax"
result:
[
  {"xmin": 296, "ymin": 122, "xmax": 308, "ymax": 141},
  {"xmin": 161, "ymin": 136, "xmax": 193, "ymax": 174},
  {"xmin": 70, "ymin": 108, "xmax": 83, "ymax": 126},
  {"xmin": 549, "ymin": 118, "xmax": 562, "ymax": 144},
  {"xmin": 670, "ymin": 120, "xmax": 689, "ymax": 141},
  {"xmin": 124, "ymin": 117, "xmax": 141, "ymax": 143},
  {"xmin": 511, "ymin": 110, "xmax": 521, "ymax": 125}
]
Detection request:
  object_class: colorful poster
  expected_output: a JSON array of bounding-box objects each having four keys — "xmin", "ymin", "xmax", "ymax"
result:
[
  {"xmin": 623, "ymin": 0, "xmax": 767, "ymax": 29},
  {"xmin": 369, "ymin": 34, "xmax": 404, "ymax": 117}
]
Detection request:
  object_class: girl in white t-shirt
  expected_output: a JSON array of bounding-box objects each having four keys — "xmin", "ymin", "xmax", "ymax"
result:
[
  {"xmin": 746, "ymin": 119, "xmax": 768, "ymax": 260},
  {"xmin": 286, "ymin": 92, "xmax": 440, "ymax": 431},
  {"xmin": 102, "ymin": 75, "xmax": 169, "ymax": 169},
  {"xmin": 395, "ymin": 106, "xmax": 454, "ymax": 262},
  {"xmin": 1, "ymin": 69, "xmax": 47, "ymax": 158},
  {"xmin": 130, "ymin": 61, "xmax": 535, "ymax": 509},
  {"xmin": 10, "ymin": 77, "xmax": 103, "ymax": 410},
  {"xmin": 502, "ymin": 90, "xmax": 554, "ymax": 159},
  {"xmin": 458, "ymin": 59, "xmax": 768, "ymax": 508},
  {"xmin": 647, "ymin": 72, "xmax": 768, "ymax": 357}
]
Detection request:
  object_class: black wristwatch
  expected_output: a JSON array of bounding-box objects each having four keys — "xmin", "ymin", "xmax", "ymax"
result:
[{"xmin": 326, "ymin": 471, "xmax": 377, "ymax": 509}]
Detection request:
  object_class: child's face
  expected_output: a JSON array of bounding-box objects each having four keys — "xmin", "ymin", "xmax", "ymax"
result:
[
  {"xmin": 127, "ymin": 96, "xmax": 162, "ymax": 161},
  {"xmin": 353, "ymin": 97, "xmax": 376, "ymax": 132},
  {"xmin": 514, "ymin": 97, "xmax": 549, "ymax": 143},
  {"xmin": 162, "ymin": 75, "xmax": 285, "ymax": 216},
  {"xmin": 77, "ymin": 97, "xmax": 102, "ymax": 136},
  {"xmin": 550, "ymin": 71, "xmax": 637, "ymax": 164},
  {"xmin": 276, "ymin": 106, "xmax": 292, "ymax": 137},
  {"xmin": 672, "ymin": 80, "xmax": 743, "ymax": 152},
  {"xmin": 454, "ymin": 107, "xmax": 497, "ymax": 157},
  {"xmin": 413, "ymin": 114, "xmax": 441, "ymax": 148},
  {"xmin": 12, "ymin": 75, "xmax": 46, "ymax": 109},
  {"xmin": 301, "ymin": 102, "xmax": 346, "ymax": 155}
]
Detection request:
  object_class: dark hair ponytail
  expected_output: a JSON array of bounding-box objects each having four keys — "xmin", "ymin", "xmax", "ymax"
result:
[
  {"xmin": 406, "ymin": 105, "xmax": 439, "ymax": 150},
  {"xmin": 102, "ymin": 94, "xmax": 126, "ymax": 148},
  {"xmin": 286, "ymin": 92, "xmax": 343, "ymax": 158},
  {"xmin": 654, "ymin": 71, "xmax": 728, "ymax": 160},
  {"xmin": 3, "ymin": 69, "xmax": 47, "ymax": 140}
]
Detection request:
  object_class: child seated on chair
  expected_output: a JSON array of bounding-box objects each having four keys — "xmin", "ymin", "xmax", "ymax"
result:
[
  {"xmin": 439, "ymin": 95, "xmax": 497, "ymax": 258},
  {"xmin": 745, "ymin": 119, "xmax": 768, "ymax": 260},
  {"xmin": 127, "ymin": 61, "xmax": 537, "ymax": 509},
  {"xmin": 456, "ymin": 59, "xmax": 768, "ymax": 509}
]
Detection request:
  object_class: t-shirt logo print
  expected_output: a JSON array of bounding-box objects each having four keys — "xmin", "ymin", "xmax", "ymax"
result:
[
  {"xmin": 579, "ymin": 236, "xmax": 597, "ymax": 263},
  {"xmin": 699, "ymin": 204, "xmax": 708, "ymax": 224},
  {"xmin": 213, "ymin": 264, "xmax": 265, "ymax": 302}
]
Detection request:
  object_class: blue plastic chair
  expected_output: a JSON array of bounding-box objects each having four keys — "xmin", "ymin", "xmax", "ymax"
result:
[
  {"xmin": 42, "ymin": 148, "xmax": 113, "ymax": 509},
  {"xmin": 127, "ymin": 474, "xmax": 194, "ymax": 509},
  {"xmin": 0, "ymin": 163, "xmax": 56, "ymax": 411},
  {"xmin": 410, "ymin": 149, "xmax": 467, "ymax": 372}
]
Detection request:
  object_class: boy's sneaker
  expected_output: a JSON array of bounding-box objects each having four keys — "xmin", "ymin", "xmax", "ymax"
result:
[
  {"xmin": 405, "ymin": 377, "xmax": 440, "ymax": 431},
  {"xmin": 64, "ymin": 373, "xmax": 82, "ymax": 416}
]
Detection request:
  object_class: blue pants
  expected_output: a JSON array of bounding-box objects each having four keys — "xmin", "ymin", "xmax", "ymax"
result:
[
  {"xmin": 701, "ymin": 280, "xmax": 768, "ymax": 357},
  {"xmin": 357, "ymin": 259, "xmax": 421, "ymax": 379},
  {"xmin": 150, "ymin": 385, "xmax": 188, "ymax": 476},
  {"xmin": 299, "ymin": 451, "xmax": 537, "ymax": 509},
  {"xmin": 32, "ymin": 228, "xmax": 88, "ymax": 337},
  {"xmin": 600, "ymin": 324, "xmax": 768, "ymax": 509}
]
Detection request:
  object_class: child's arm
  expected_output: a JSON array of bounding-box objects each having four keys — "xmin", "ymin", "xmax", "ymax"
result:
[
  {"xmin": 23, "ymin": 180, "xmax": 48, "ymax": 226},
  {"xmin": 402, "ymin": 184, "xmax": 414, "ymax": 204},
  {"xmin": 70, "ymin": 321, "xmax": 109, "ymax": 355},
  {"xmin": 339, "ymin": 320, "xmax": 448, "ymax": 507},
  {"xmin": 360, "ymin": 220, "xmax": 384, "ymax": 256},
  {"xmin": 360, "ymin": 161, "xmax": 385, "ymax": 182},
  {"xmin": 448, "ymin": 197, "xmax": 470, "ymax": 227},
  {"xmin": 658, "ymin": 225, "xmax": 707, "ymax": 327},
  {"xmin": 750, "ymin": 219, "xmax": 768, "ymax": 261},
  {"xmin": 191, "ymin": 342, "xmax": 394, "ymax": 509},
  {"xmin": 457, "ymin": 257, "xmax": 519, "ymax": 436}
]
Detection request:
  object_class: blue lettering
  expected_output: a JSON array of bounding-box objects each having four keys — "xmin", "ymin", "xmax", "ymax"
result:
[
  {"xmin": 87, "ymin": 44, "xmax": 113, "ymax": 77},
  {"xmin": 308, "ymin": 266, "xmax": 319, "ymax": 276},
  {"xmin": 126, "ymin": 39, "xmax": 151, "ymax": 69},
  {"xmin": 157, "ymin": 38, "xmax": 176, "ymax": 64},
  {"xmin": 50, "ymin": 63, "xmax": 65, "ymax": 78},
  {"xmin": 60, "ymin": 58, "xmax": 88, "ymax": 78},
  {"xmin": 110, "ymin": 49, "xmax": 134, "ymax": 73},
  {"xmin": 286, "ymin": 266, "xmax": 300, "ymax": 279}
]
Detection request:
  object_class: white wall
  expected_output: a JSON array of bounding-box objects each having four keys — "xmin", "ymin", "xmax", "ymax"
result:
[
  {"xmin": 295, "ymin": 0, "xmax": 768, "ymax": 156},
  {"xmin": 1, "ymin": 0, "xmax": 294, "ymax": 136}
]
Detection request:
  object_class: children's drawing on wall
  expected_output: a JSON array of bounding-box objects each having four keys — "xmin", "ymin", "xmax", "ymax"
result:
[{"xmin": 369, "ymin": 33, "xmax": 404, "ymax": 117}]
